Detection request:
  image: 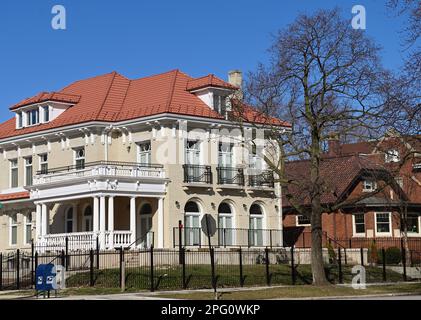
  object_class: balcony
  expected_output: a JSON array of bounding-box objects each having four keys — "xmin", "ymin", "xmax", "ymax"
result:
[
  {"xmin": 29, "ymin": 161, "xmax": 167, "ymax": 201},
  {"xmin": 216, "ymin": 167, "xmax": 244, "ymax": 187},
  {"xmin": 248, "ymin": 170, "xmax": 275, "ymax": 189},
  {"xmin": 173, "ymin": 227, "xmax": 283, "ymax": 248},
  {"xmin": 182, "ymin": 164, "xmax": 213, "ymax": 185}
]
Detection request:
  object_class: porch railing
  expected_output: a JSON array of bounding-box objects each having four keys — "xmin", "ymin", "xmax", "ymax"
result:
[
  {"xmin": 173, "ymin": 227, "xmax": 283, "ymax": 248},
  {"xmin": 216, "ymin": 167, "xmax": 245, "ymax": 186},
  {"xmin": 33, "ymin": 161, "xmax": 165, "ymax": 185},
  {"xmin": 182, "ymin": 164, "xmax": 213, "ymax": 184}
]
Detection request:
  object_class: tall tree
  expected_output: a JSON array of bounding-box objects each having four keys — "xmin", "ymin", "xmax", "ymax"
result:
[{"xmin": 242, "ymin": 8, "xmax": 391, "ymax": 285}]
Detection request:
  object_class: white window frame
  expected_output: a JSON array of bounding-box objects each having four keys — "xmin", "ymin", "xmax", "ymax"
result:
[
  {"xmin": 10, "ymin": 159, "xmax": 18, "ymax": 188},
  {"xmin": 9, "ymin": 215, "xmax": 18, "ymax": 246},
  {"xmin": 24, "ymin": 214, "xmax": 33, "ymax": 245},
  {"xmin": 27, "ymin": 108, "xmax": 40, "ymax": 126},
  {"xmin": 65, "ymin": 207, "xmax": 74, "ymax": 233},
  {"xmin": 24, "ymin": 156, "xmax": 33, "ymax": 186},
  {"xmin": 16, "ymin": 112, "xmax": 23, "ymax": 128},
  {"xmin": 385, "ymin": 149, "xmax": 400, "ymax": 163},
  {"xmin": 218, "ymin": 202, "xmax": 235, "ymax": 246},
  {"xmin": 375, "ymin": 212, "xmax": 392, "ymax": 237},
  {"xmin": 363, "ymin": 180, "xmax": 377, "ymax": 192},
  {"xmin": 137, "ymin": 141, "xmax": 151, "ymax": 165},
  {"xmin": 184, "ymin": 201, "xmax": 202, "ymax": 246},
  {"xmin": 74, "ymin": 147, "xmax": 85, "ymax": 169},
  {"xmin": 39, "ymin": 153, "xmax": 48, "ymax": 174},
  {"xmin": 296, "ymin": 215, "xmax": 311, "ymax": 226},
  {"xmin": 42, "ymin": 105, "xmax": 50, "ymax": 123},
  {"xmin": 405, "ymin": 213, "xmax": 421, "ymax": 236},
  {"xmin": 352, "ymin": 213, "xmax": 366, "ymax": 237},
  {"xmin": 185, "ymin": 140, "xmax": 201, "ymax": 165}
]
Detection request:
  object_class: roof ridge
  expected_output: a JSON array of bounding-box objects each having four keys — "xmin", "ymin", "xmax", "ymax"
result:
[
  {"xmin": 60, "ymin": 71, "xmax": 119, "ymax": 92},
  {"xmin": 96, "ymin": 72, "xmax": 118, "ymax": 119},
  {"xmin": 165, "ymin": 69, "xmax": 179, "ymax": 112}
]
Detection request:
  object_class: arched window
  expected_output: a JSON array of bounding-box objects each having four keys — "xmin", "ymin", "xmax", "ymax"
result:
[
  {"xmin": 65, "ymin": 207, "xmax": 73, "ymax": 233},
  {"xmin": 249, "ymin": 203, "xmax": 264, "ymax": 246},
  {"xmin": 140, "ymin": 203, "xmax": 152, "ymax": 215},
  {"xmin": 184, "ymin": 201, "xmax": 201, "ymax": 246},
  {"xmin": 218, "ymin": 202, "xmax": 234, "ymax": 246},
  {"xmin": 83, "ymin": 205, "xmax": 93, "ymax": 232}
]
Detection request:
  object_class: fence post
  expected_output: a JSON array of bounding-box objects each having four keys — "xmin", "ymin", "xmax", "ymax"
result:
[
  {"xmin": 150, "ymin": 246, "xmax": 154, "ymax": 292},
  {"xmin": 239, "ymin": 247, "xmax": 244, "ymax": 287},
  {"xmin": 31, "ymin": 240, "xmax": 35, "ymax": 288},
  {"xmin": 349, "ymin": 239, "xmax": 352, "ymax": 248},
  {"xmin": 181, "ymin": 247, "xmax": 186, "ymax": 289},
  {"xmin": 34, "ymin": 252, "xmax": 38, "ymax": 274},
  {"xmin": 337, "ymin": 248, "xmax": 343, "ymax": 284},
  {"xmin": 291, "ymin": 245, "xmax": 296, "ymax": 285},
  {"xmin": 119, "ymin": 248, "xmax": 125, "ymax": 292},
  {"xmin": 401, "ymin": 246, "xmax": 407, "ymax": 282},
  {"xmin": 265, "ymin": 247, "xmax": 270, "ymax": 286},
  {"xmin": 302, "ymin": 232, "xmax": 305, "ymax": 248},
  {"xmin": 344, "ymin": 248, "xmax": 347, "ymax": 265},
  {"xmin": 65, "ymin": 236, "xmax": 69, "ymax": 271},
  {"xmin": 0, "ymin": 253, "xmax": 2, "ymax": 291},
  {"xmin": 16, "ymin": 249, "xmax": 20, "ymax": 290},
  {"xmin": 210, "ymin": 247, "xmax": 217, "ymax": 295},
  {"xmin": 89, "ymin": 249, "xmax": 94, "ymax": 286},
  {"xmin": 223, "ymin": 229, "xmax": 226, "ymax": 248},
  {"xmin": 96, "ymin": 237, "xmax": 100, "ymax": 270},
  {"xmin": 360, "ymin": 247, "xmax": 364, "ymax": 266},
  {"xmin": 178, "ymin": 221, "xmax": 183, "ymax": 249},
  {"xmin": 61, "ymin": 250, "xmax": 65, "ymax": 268},
  {"xmin": 247, "ymin": 230, "xmax": 251, "ymax": 248},
  {"xmin": 382, "ymin": 248, "xmax": 386, "ymax": 282}
]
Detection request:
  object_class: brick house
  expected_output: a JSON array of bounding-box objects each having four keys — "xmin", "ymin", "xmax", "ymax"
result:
[{"xmin": 282, "ymin": 133, "xmax": 421, "ymax": 249}]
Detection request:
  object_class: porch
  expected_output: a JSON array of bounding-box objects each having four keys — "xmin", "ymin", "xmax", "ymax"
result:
[{"xmin": 28, "ymin": 161, "xmax": 167, "ymax": 252}]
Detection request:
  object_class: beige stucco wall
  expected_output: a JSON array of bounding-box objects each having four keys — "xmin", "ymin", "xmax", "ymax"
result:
[{"xmin": 0, "ymin": 122, "xmax": 282, "ymax": 251}]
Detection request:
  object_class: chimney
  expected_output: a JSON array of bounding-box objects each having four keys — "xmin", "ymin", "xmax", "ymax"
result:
[
  {"xmin": 228, "ymin": 70, "xmax": 243, "ymax": 100},
  {"xmin": 327, "ymin": 133, "xmax": 341, "ymax": 156}
]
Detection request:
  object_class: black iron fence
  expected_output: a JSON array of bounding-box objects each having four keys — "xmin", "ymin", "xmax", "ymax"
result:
[
  {"xmin": 173, "ymin": 227, "xmax": 283, "ymax": 248},
  {"xmin": 248, "ymin": 170, "xmax": 274, "ymax": 188}
]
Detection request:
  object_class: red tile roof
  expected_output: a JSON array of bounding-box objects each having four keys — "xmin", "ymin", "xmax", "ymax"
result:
[
  {"xmin": 186, "ymin": 74, "xmax": 238, "ymax": 91},
  {"xmin": 10, "ymin": 92, "xmax": 81, "ymax": 110},
  {"xmin": 0, "ymin": 70, "xmax": 288, "ymax": 140},
  {"xmin": 0, "ymin": 191, "xmax": 30, "ymax": 202}
]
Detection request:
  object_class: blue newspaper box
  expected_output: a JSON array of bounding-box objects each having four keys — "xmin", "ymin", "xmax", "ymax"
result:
[{"xmin": 35, "ymin": 263, "xmax": 56, "ymax": 292}]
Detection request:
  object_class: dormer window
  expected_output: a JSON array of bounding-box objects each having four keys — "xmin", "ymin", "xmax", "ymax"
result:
[
  {"xmin": 27, "ymin": 109, "xmax": 39, "ymax": 126},
  {"xmin": 16, "ymin": 112, "xmax": 23, "ymax": 128},
  {"xmin": 385, "ymin": 149, "xmax": 400, "ymax": 163},
  {"xmin": 213, "ymin": 94, "xmax": 227, "ymax": 115},
  {"xmin": 363, "ymin": 180, "xmax": 377, "ymax": 192},
  {"xmin": 43, "ymin": 106, "xmax": 50, "ymax": 122}
]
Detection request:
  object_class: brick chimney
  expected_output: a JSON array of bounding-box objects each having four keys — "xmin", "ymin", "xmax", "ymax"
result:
[
  {"xmin": 327, "ymin": 133, "xmax": 341, "ymax": 156},
  {"xmin": 228, "ymin": 70, "xmax": 243, "ymax": 100}
]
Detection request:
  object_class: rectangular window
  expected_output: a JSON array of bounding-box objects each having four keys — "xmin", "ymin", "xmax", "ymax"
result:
[
  {"xmin": 353, "ymin": 214, "xmax": 365, "ymax": 235},
  {"xmin": 24, "ymin": 157, "xmax": 33, "ymax": 186},
  {"xmin": 406, "ymin": 213, "xmax": 420, "ymax": 234},
  {"xmin": 297, "ymin": 215, "xmax": 311, "ymax": 226},
  {"xmin": 385, "ymin": 149, "xmax": 400, "ymax": 163},
  {"xmin": 25, "ymin": 214, "xmax": 32, "ymax": 245},
  {"xmin": 10, "ymin": 215, "xmax": 18, "ymax": 246},
  {"xmin": 376, "ymin": 212, "xmax": 391, "ymax": 235},
  {"xmin": 363, "ymin": 180, "xmax": 376, "ymax": 192},
  {"xmin": 137, "ymin": 142, "xmax": 151, "ymax": 165},
  {"xmin": 17, "ymin": 112, "xmax": 22, "ymax": 128},
  {"xmin": 27, "ymin": 109, "xmax": 39, "ymax": 126},
  {"xmin": 43, "ymin": 106, "xmax": 50, "ymax": 122},
  {"xmin": 39, "ymin": 153, "xmax": 48, "ymax": 174},
  {"xmin": 10, "ymin": 159, "xmax": 18, "ymax": 188},
  {"xmin": 213, "ymin": 94, "xmax": 226, "ymax": 115},
  {"xmin": 74, "ymin": 148, "xmax": 85, "ymax": 169},
  {"xmin": 218, "ymin": 142, "xmax": 233, "ymax": 167},
  {"xmin": 185, "ymin": 140, "xmax": 201, "ymax": 165}
]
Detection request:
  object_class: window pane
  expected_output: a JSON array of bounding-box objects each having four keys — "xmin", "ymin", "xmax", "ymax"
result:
[
  {"xmin": 12, "ymin": 226, "xmax": 17, "ymax": 245},
  {"xmin": 11, "ymin": 168, "xmax": 18, "ymax": 188},
  {"xmin": 407, "ymin": 214, "xmax": 419, "ymax": 233},
  {"xmin": 26, "ymin": 225, "xmax": 32, "ymax": 244},
  {"xmin": 26, "ymin": 166, "xmax": 33, "ymax": 185}
]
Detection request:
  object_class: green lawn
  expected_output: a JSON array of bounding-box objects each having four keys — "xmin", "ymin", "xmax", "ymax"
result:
[{"xmin": 66, "ymin": 263, "xmax": 407, "ymax": 291}]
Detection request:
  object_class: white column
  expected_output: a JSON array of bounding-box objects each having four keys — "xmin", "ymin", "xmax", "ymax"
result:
[
  {"xmin": 100, "ymin": 196, "xmax": 106, "ymax": 249},
  {"xmin": 35, "ymin": 204, "xmax": 42, "ymax": 239},
  {"xmin": 41, "ymin": 204, "xmax": 48, "ymax": 236},
  {"xmin": 108, "ymin": 196, "xmax": 114, "ymax": 249},
  {"xmin": 157, "ymin": 198, "xmax": 164, "ymax": 248},
  {"xmin": 72, "ymin": 203, "xmax": 78, "ymax": 233},
  {"xmin": 130, "ymin": 197, "xmax": 136, "ymax": 245},
  {"xmin": 93, "ymin": 196, "xmax": 99, "ymax": 233}
]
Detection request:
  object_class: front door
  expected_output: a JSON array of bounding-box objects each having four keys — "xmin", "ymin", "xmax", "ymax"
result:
[
  {"xmin": 139, "ymin": 215, "xmax": 152, "ymax": 248},
  {"xmin": 185, "ymin": 214, "xmax": 200, "ymax": 246}
]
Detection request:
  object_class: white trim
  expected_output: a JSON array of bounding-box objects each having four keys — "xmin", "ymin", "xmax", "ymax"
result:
[
  {"xmin": 9, "ymin": 158, "xmax": 18, "ymax": 189},
  {"xmin": 352, "ymin": 213, "xmax": 366, "ymax": 237},
  {"xmin": 374, "ymin": 212, "xmax": 392, "ymax": 237},
  {"xmin": 9, "ymin": 214, "xmax": 18, "ymax": 246}
]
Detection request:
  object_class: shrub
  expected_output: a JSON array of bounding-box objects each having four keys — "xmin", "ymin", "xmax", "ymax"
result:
[
  {"xmin": 377, "ymin": 247, "xmax": 402, "ymax": 265},
  {"xmin": 327, "ymin": 242, "xmax": 337, "ymax": 265}
]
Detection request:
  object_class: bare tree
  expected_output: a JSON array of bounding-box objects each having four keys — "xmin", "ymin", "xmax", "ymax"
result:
[{"xmin": 240, "ymin": 8, "xmax": 392, "ymax": 285}]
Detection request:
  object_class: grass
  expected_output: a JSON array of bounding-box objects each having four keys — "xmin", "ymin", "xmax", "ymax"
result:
[
  {"xmin": 155, "ymin": 283, "xmax": 421, "ymax": 300},
  {"xmin": 65, "ymin": 263, "xmax": 408, "ymax": 291}
]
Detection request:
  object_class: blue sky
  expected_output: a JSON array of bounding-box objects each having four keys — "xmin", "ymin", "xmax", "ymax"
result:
[{"xmin": 0, "ymin": 0, "xmax": 408, "ymax": 122}]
